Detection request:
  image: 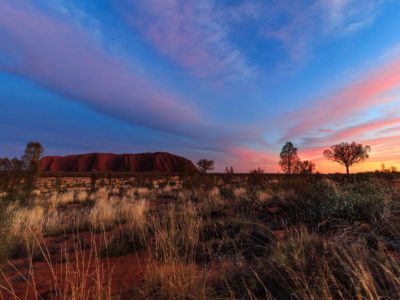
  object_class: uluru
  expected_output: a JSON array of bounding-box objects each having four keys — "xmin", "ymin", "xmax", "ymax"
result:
[{"xmin": 40, "ymin": 152, "xmax": 198, "ymax": 173}]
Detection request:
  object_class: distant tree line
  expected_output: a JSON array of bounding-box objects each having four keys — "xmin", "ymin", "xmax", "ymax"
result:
[
  {"xmin": 0, "ymin": 142, "xmax": 43, "ymax": 173},
  {"xmin": 196, "ymin": 140, "xmax": 374, "ymax": 176},
  {"xmin": 0, "ymin": 142, "xmax": 44, "ymax": 201}
]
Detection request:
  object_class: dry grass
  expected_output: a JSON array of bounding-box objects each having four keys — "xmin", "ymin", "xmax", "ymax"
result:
[
  {"xmin": 2, "ymin": 175, "xmax": 400, "ymax": 299},
  {"xmin": 140, "ymin": 262, "xmax": 209, "ymax": 300},
  {"xmin": 0, "ymin": 232, "xmax": 112, "ymax": 300},
  {"xmin": 8, "ymin": 205, "xmax": 45, "ymax": 237},
  {"xmin": 89, "ymin": 197, "xmax": 148, "ymax": 231},
  {"xmin": 150, "ymin": 201, "xmax": 201, "ymax": 263}
]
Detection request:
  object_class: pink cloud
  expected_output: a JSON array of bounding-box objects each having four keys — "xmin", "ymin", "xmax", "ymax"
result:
[
  {"xmin": 230, "ymin": 147, "xmax": 275, "ymax": 162},
  {"xmin": 284, "ymin": 58, "xmax": 400, "ymax": 140},
  {"xmin": 303, "ymin": 117, "xmax": 400, "ymax": 146},
  {"xmin": 0, "ymin": 1, "xmax": 203, "ymax": 136},
  {"xmin": 333, "ymin": 117, "xmax": 400, "ymax": 139},
  {"xmin": 226, "ymin": 147, "xmax": 279, "ymax": 172}
]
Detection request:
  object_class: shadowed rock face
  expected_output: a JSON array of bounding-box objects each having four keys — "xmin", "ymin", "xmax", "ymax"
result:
[{"xmin": 40, "ymin": 152, "xmax": 198, "ymax": 173}]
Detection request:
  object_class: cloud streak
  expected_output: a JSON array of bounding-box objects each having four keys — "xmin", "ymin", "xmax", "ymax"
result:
[
  {"xmin": 284, "ymin": 58, "xmax": 400, "ymax": 140},
  {"xmin": 0, "ymin": 0, "xmax": 204, "ymax": 137},
  {"xmin": 302, "ymin": 117, "xmax": 400, "ymax": 146},
  {"xmin": 262, "ymin": 0, "xmax": 385, "ymax": 61}
]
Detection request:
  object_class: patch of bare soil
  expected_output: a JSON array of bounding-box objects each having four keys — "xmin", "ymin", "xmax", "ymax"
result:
[{"xmin": 0, "ymin": 227, "xmax": 149, "ymax": 299}]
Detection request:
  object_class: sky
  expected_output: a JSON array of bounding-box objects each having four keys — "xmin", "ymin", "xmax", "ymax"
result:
[{"xmin": 1, "ymin": 0, "xmax": 400, "ymax": 173}]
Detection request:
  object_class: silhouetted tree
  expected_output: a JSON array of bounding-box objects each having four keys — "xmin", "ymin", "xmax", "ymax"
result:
[
  {"xmin": 22, "ymin": 142, "xmax": 44, "ymax": 196},
  {"xmin": 225, "ymin": 166, "xmax": 234, "ymax": 174},
  {"xmin": 380, "ymin": 163, "xmax": 397, "ymax": 173},
  {"xmin": 197, "ymin": 159, "xmax": 214, "ymax": 173},
  {"xmin": 0, "ymin": 158, "xmax": 11, "ymax": 171},
  {"xmin": 323, "ymin": 142, "xmax": 370, "ymax": 175},
  {"xmin": 249, "ymin": 167, "xmax": 264, "ymax": 174},
  {"xmin": 295, "ymin": 160, "xmax": 315, "ymax": 174},
  {"xmin": 279, "ymin": 141, "xmax": 299, "ymax": 174},
  {"xmin": 224, "ymin": 166, "xmax": 234, "ymax": 184},
  {"xmin": 22, "ymin": 142, "xmax": 43, "ymax": 171},
  {"xmin": 0, "ymin": 157, "xmax": 23, "ymax": 199}
]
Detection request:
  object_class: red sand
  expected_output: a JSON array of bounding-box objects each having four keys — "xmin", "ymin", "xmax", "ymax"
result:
[{"xmin": 0, "ymin": 231, "xmax": 149, "ymax": 299}]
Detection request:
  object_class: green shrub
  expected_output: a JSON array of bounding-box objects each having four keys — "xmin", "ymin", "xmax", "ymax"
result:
[{"xmin": 311, "ymin": 178, "xmax": 393, "ymax": 223}]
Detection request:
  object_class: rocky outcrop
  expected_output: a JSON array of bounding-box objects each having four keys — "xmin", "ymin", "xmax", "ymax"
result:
[{"xmin": 40, "ymin": 152, "xmax": 198, "ymax": 173}]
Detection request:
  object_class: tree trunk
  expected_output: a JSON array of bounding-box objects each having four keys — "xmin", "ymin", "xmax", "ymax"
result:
[{"xmin": 346, "ymin": 166, "xmax": 350, "ymax": 182}]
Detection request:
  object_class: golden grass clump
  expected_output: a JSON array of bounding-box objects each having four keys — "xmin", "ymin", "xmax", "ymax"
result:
[
  {"xmin": 232, "ymin": 187, "xmax": 246, "ymax": 200},
  {"xmin": 255, "ymin": 190, "xmax": 272, "ymax": 203},
  {"xmin": 56, "ymin": 190, "xmax": 75, "ymax": 205},
  {"xmin": 74, "ymin": 189, "xmax": 89, "ymax": 202},
  {"xmin": 89, "ymin": 196, "xmax": 149, "ymax": 231},
  {"xmin": 207, "ymin": 187, "xmax": 221, "ymax": 204},
  {"xmin": 88, "ymin": 197, "xmax": 119, "ymax": 231},
  {"xmin": 150, "ymin": 201, "xmax": 201, "ymax": 263},
  {"xmin": 9, "ymin": 205, "xmax": 45, "ymax": 238},
  {"xmin": 141, "ymin": 262, "xmax": 209, "ymax": 300}
]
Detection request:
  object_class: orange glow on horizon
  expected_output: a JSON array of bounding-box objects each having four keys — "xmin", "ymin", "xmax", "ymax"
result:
[{"xmin": 231, "ymin": 137, "xmax": 400, "ymax": 173}]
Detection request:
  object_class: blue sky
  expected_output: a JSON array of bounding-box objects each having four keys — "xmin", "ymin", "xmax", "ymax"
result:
[{"xmin": 1, "ymin": 0, "xmax": 400, "ymax": 172}]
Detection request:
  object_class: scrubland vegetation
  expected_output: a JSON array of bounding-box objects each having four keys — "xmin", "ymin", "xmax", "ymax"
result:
[{"xmin": 1, "ymin": 172, "xmax": 400, "ymax": 299}]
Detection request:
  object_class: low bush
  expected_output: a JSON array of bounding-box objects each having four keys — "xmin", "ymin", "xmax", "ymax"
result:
[
  {"xmin": 0, "ymin": 204, "xmax": 11, "ymax": 262},
  {"xmin": 311, "ymin": 178, "xmax": 394, "ymax": 223}
]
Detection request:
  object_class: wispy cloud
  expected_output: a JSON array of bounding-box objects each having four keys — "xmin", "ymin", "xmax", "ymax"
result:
[
  {"xmin": 118, "ymin": 0, "xmax": 252, "ymax": 81},
  {"xmin": 113, "ymin": 0, "xmax": 385, "ymax": 77},
  {"xmin": 321, "ymin": 0, "xmax": 384, "ymax": 34},
  {"xmin": 261, "ymin": 0, "xmax": 385, "ymax": 61}
]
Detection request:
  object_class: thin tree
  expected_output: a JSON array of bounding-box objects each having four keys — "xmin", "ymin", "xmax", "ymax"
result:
[
  {"xmin": 279, "ymin": 141, "xmax": 299, "ymax": 174},
  {"xmin": 21, "ymin": 142, "xmax": 44, "ymax": 196},
  {"xmin": 323, "ymin": 142, "xmax": 371, "ymax": 175},
  {"xmin": 22, "ymin": 142, "xmax": 44, "ymax": 171},
  {"xmin": 197, "ymin": 159, "xmax": 214, "ymax": 173},
  {"xmin": 224, "ymin": 166, "xmax": 234, "ymax": 184}
]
